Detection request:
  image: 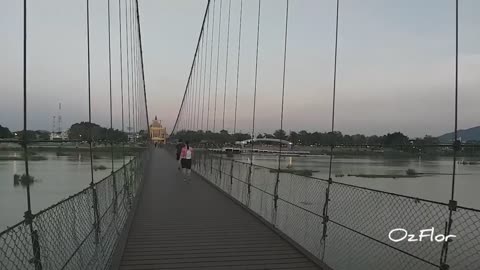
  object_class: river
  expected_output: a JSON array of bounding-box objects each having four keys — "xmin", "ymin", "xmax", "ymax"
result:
[
  {"xmin": 234, "ymin": 154, "xmax": 480, "ymax": 209},
  {"xmin": 0, "ymin": 151, "xmax": 130, "ymax": 230}
]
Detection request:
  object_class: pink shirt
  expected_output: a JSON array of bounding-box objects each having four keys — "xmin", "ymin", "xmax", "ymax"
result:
[{"xmin": 180, "ymin": 146, "xmax": 193, "ymax": 159}]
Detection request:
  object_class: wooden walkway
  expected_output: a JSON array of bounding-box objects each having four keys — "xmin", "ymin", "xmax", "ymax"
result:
[{"xmin": 117, "ymin": 149, "xmax": 321, "ymax": 270}]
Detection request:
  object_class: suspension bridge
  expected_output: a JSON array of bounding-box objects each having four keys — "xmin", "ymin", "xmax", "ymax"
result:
[{"xmin": 1, "ymin": 0, "xmax": 480, "ymax": 270}]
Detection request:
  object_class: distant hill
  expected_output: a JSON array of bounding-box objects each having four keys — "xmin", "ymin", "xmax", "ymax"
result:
[{"xmin": 438, "ymin": 126, "xmax": 480, "ymax": 143}]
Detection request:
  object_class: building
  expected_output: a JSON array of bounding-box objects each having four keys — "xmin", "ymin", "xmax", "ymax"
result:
[
  {"xmin": 150, "ymin": 116, "xmax": 167, "ymax": 144},
  {"xmin": 50, "ymin": 131, "xmax": 68, "ymax": 141}
]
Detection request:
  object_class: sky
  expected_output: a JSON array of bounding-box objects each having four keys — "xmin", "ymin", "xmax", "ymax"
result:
[{"xmin": 1, "ymin": 0, "xmax": 479, "ymax": 138}]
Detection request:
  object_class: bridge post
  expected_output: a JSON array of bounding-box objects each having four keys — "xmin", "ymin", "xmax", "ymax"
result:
[
  {"xmin": 124, "ymin": 160, "xmax": 132, "ymax": 208},
  {"xmin": 90, "ymin": 182, "xmax": 101, "ymax": 244},
  {"xmin": 24, "ymin": 210, "xmax": 42, "ymax": 270},
  {"xmin": 273, "ymin": 169, "xmax": 280, "ymax": 226},
  {"xmin": 229, "ymin": 160, "xmax": 234, "ymax": 194},
  {"xmin": 112, "ymin": 173, "xmax": 118, "ymax": 214},
  {"xmin": 217, "ymin": 156, "xmax": 223, "ymax": 185},
  {"xmin": 246, "ymin": 164, "xmax": 252, "ymax": 206}
]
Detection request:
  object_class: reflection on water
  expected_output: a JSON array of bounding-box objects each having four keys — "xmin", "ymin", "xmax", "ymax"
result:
[
  {"xmin": 0, "ymin": 151, "xmax": 130, "ymax": 230},
  {"xmin": 234, "ymin": 154, "xmax": 480, "ymax": 209}
]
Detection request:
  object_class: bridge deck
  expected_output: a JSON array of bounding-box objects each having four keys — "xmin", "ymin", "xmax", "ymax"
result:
[{"xmin": 117, "ymin": 149, "xmax": 321, "ymax": 270}]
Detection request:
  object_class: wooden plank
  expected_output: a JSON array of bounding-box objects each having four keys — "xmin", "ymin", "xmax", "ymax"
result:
[{"xmin": 116, "ymin": 149, "xmax": 322, "ymax": 270}]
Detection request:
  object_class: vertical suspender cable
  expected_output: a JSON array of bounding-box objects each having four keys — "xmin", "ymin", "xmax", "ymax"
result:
[
  {"xmin": 248, "ymin": 0, "xmax": 262, "ymax": 198},
  {"xmin": 22, "ymin": 0, "xmax": 32, "ymax": 218},
  {"xmin": 131, "ymin": 0, "xmax": 136, "ymax": 140},
  {"xmin": 196, "ymin": 54, "xmax": 200, "ymax": 130},
  {"xmin": 321, "ymin": 0, "xmax": 340, "ymax": 260},
  {"xmin": 207, "ymin": 0, "xmax": 216, "ymax": 132},
  {"xmin": 197, "ymin": 26, "xmax": 204, "ymax": 131},
  {"xmin": 222, "ymin": 0, "xmax": 232, "ymax": 131},
  {"xmin": 233, "ymin": 0, "xmax": 243, "ymax": 134},
  {"xmin": 195, "ymin": 38, "xmax": 200, "ymax": 130},
  {"xmin": 213, "ymin": 0, "xmax": 223, "ymax": 132},
  {"xmin": 274, "ymin": 0, "xmax": 289, "ymax": 218},
  {"xmin": 22, "ymin": 1, "xmax": 42, "ymax": 268},
  {"xmin": 132, "ymin": 7, "xmax": 136, "ymax": 139},
  {"xmin": 135, "ymin": 0, "xmax": 150, "ymax": 137},
  {"xmin": 125, "ymin": 0, "xmax": 131, "ymax": 141},
  {"xmin": 118, "ymin": 0, "xmax": 127, "ymax": 200},
  {"xmin": 22, "ymin": 0, "xmax": 32, "ymax": 221},
  {"xmin": 107, "ymin": 0, "xmax": 115, "ymax": 173},
  {"xmin": 440, "ymin": 0, "xmax": 459, "ymax": 267},
  {"xmin": 86, "ymin": 0, "xmax": 100, "ymax": 244},
  {"xmin": 201, "ymin": 10, "xmax": 209, "ymax": 131},
  {"xmin": 171, "ymin": 0, "xmax": 211, "ymax": 134},
  {"xmin": 192, "ymin": 65, "xmax": 197, "ymax": 130},
  {"xmin": 107, "ymin": 0, "xmax": 119, "ymax": 217}
]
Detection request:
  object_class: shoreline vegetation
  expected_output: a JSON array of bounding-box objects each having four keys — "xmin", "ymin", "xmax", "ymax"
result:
[{"xmin": 0, "ymin": 145, "xmax": 144, "ymax": 161}]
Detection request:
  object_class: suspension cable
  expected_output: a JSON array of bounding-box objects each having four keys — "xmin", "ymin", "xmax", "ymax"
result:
[
  {"xmin": 222, "ymin": 0, "xmax": 232, "ymax": 131},
  {"xmin": 233, "ymin": 0, "xmax": 243, "ymax": 134},
  {"xmin": 22, "ymin": 0, "xmax": 32, "ymax": 217},
  {"xmin": 135, "ymin": 0, "xmax": 150, "ymax": 135},
  {"xmin": 107, "ymin": 0, "xmax": 115, "ymax": 172},
  {"xmin": 191, "ymin": 61, "xmax": 199, "ymax": 130},
  {"xmin": 206, "ymin": 0, "xmax": 216, "ymax": 131},
  {"xmin": 86, "ymin": 0, "xmax": 95, "ymax": 186},
  {"xmin": 195, "ymin": 29, "xmax": 203, "ymax": 130},
  {"xmin": 321, "ymin": 0, "xmax": 340, "ymax": 260},
  {"xmin": 274, "ymin": 0, "xmax": 289, "ymax": 213},
  {"xmin": 250, "ymin": 0, "xmax": 262, "ymax": 163},
  {"xmin": 201, "ymin": 9, "xmax": 209, "ymax": 130},
  {"xmin": 125, "ymin": 0, "xmax": 131, "ymax": 141},
  {"xmin": 171, "ymin": 0, "xmax": 211, "ymax": 134},
  {"xmin": 440, "ymin": 0, "xmax": 459, "ymax": 266},
  {"xmin": 118, "ymin": 0, "xmax": 126, "ymax": 166},
  {"xmin": 213, "ymin": 0, "xmax": 223, "ymax": 132}
]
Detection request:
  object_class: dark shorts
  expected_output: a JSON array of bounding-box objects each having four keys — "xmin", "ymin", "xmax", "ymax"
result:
[
  {"xmin": 176, "ymin": 153, "xmax": 181, "ymax": 160},
  {"xmin": 181, "ymin": 159, "xmax": 192, "ymax": 169}
]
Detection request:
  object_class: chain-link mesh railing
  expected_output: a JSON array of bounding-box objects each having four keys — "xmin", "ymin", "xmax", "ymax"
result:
[
  {"xmin": 189, "ymin": 150, "xmax": 480, "ymax": 270},
  {"xmin": 0, "ymin": 150, "xmax": 149, "ymax": 270}
]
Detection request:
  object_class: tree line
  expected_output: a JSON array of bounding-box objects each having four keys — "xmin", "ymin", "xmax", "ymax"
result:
[
  {"xmin": 0, "ymin": 125, "xmax": 50, "ymax": 140},
  {"xmin": 172, "ymin": 129, "xmax": 441, "ymax": 147},
  {"xmin": 0, "ymin": 123, "xmax": 146, "ymax": 142}
]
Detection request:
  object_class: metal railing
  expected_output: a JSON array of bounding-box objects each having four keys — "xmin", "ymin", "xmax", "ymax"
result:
[
  {"xmin": 0, "ymin": 150, "xmax": 149, "ymax": 270},
  {"xmin": 192, "ymin": 150, "xmax": 480, "ymax": 270}
]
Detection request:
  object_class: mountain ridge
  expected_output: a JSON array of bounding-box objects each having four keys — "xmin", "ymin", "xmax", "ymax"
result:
[{"xmin": 438, "ymin": 126, "xmax": 480, "ymax": 142}]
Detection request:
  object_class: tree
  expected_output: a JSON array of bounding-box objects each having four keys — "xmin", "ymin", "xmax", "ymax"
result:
[
  {"xmin": 68, "ymin": 122, "xmax": 127, "ymax": 142},
  {"xmin": 233, "ymin": 133, "xmax": 251, "ymax": 142},
  {"xmin": 273, "ymin": 129, "xmax": 287, "ymax": 140},
  {"xmin": 14, "ymin": 130, "xmax": 37, "ymax": 141},
  {"xmin": 288, "ymin": 131, "xmax": 299, "ymax": 145},
  {"xmin": 298, "ymin": 130, "xmax": 310, "ymax": 145},
  {"xmin": 0, "ymin": 125, "xmax": 13, "ymax": 138},
  {"xmin": 36, "ymin": 130, "xmax": 50, "ymax": 140},
  {"xmin": 384, "ymin": 132, "xmax": 409, "ymax": 146}
]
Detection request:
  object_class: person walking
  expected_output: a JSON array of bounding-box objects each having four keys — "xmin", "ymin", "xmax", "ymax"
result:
[
  {"xmin": 175, "ymin": 139, "xmax": 184, "ymax": 170},
  {"xmin": 180, "ymin": 141, "xmax": 193, "ymax": 182}
]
